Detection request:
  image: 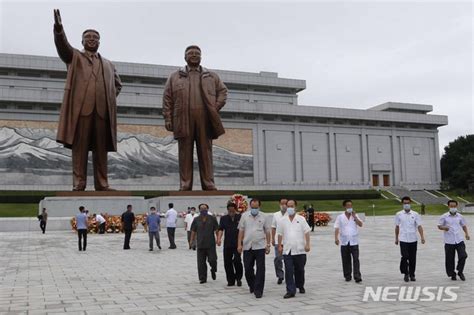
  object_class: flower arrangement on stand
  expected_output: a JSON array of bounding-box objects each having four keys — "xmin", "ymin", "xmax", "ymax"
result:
[{"xmin": 229, "ymin": 194, "xmax": 248, "ymax": 213}]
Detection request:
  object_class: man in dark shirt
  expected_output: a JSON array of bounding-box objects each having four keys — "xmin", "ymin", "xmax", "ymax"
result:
[
  {"xmin": 121, "ymin": 204, "xmax": 135, "ymax": 250},
  {"xmin": 306, "ymin": 204, "xmax": 315, "ymax": 232},
  {"xmin": 190, "ymin": 203, "xmax": 219, "ymax": 284},
  {"xmin": 217, "ymin": 203, "xmax": 243, "ymax": 287}
]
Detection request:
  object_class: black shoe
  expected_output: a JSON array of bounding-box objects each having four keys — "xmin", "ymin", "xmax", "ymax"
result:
[
  {"xmin": 237, "ymin": 279, "xmax": 242, "ymax": 287},
  {"xmin": 404, "ymin": 274, "xmax": 409, "ymax": 282},
  {"xmin": 79, "ymin": 249, "xmax": 82, "ymax": 251},
  {"xmin": 255, "ymin": 292, "xmax": 262, "ymax": 299},
  {"xmin": 277, "ymin": 278, "xmax": 283, "ymax": 285},
  {"xmin": 458, "ymin": 272, "xmax": 465, "ymax": 281},
  {"xmin": 299, "ymin": 287, "xmax": 306, "ymax": 294},
  {"xmin": 284, "ymin": 293, "xmax": 295, "ymax": 299},
  {"xmin": 355, "ymin": 278, "xmax": 362, "ymax": 283},
  {"xmin": 249, "ymin": 288, "xmax": 254, "ymax": 294},
  {"xmin": 200, "ymin": 280, "xmax": 207, "ymax": 284},
  {"xmin": 345, "ymin": 277, "xmax": 352, "ymax": 282},
  {"xmin": 149, "ymin": 249, "xmax": 153, "ymax": 251},
  {"xmin": 158, "ymin": 246, "xmax": 162, "ymax": 250},
  {"xmin": 451, "ymin": 274, "xmax": 457, "ymax": 280},
  {"xmin": 83, "ymin": 248, "xmax": 86, "ymax": 251},
  {"xmin": 211, "ymin": 270, "xmax": 216, "ymax": 280},
  {"xmin": 410, "ymin": 276, "xmax": 416, "ymax": 282},
  {"xmin": 227, "ymin": 283, "xmax": 235, "ymax": 287}
]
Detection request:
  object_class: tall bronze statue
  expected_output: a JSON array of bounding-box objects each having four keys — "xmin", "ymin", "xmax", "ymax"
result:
[
  {"xmin": 163, "ymin": 46, "xmax": 228, "ymax": 191},
  {"xmin": 53, "ymin": 9, "xmax": 122, "ymax": 191}
]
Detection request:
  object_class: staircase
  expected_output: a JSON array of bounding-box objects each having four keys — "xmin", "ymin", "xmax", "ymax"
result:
[{"xmin": 386, "ymin": 187, "xmax": 450, "ymax": 205}]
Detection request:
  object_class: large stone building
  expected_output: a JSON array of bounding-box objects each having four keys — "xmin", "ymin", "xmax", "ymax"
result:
[{"xmin": 0, "ymin": 53, "xmax": 447, "ymax": 191}]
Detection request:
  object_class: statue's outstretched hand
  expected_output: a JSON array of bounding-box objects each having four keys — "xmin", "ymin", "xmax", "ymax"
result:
[{"xmin": 54, "ymin": 9, "xmax": 63, "ymax": 32}]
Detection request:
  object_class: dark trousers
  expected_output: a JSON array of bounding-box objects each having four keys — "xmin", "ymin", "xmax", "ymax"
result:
[
  {"xmin": 445, "ymin": 242, "xmax": 468, "ymax": 276},
  {"xmin": 123, "ymin": 229, "xmax": 132, "ymax": 249},
  {"xmin": 197, "ymin": 247, "xmax": 217, "ymax": 281},
  {"xmin": 98, "ymin": 222, "xmax": 105, "ymax": 234},
  {"xmin": 223, "ymin": 247, "xmax": 243, "ymax": 285},
  {"xmin": 149, "ymin": 231, "xmax": 160, "ymax": 250},
  {"xmin": 187, "ymin": 231, "xmax": 196, "ymax": 249},
  {"xmin": 341, "ymin": 244, "xmax": 361, "ymax": 280},
  {"xmin": 274, "ymin": 245, "xmax": 284, "ymax": 280},
  {"xmin": 77, "ymin": 229, "xmax": 87, "ymax": 250},
  {"xmin": 167, "ymin": 227, "xmax": 176, "ymax": 248},
  {"xmin": 40, "ymin": 221, "xmax": 46, "ymax": 234},
  {"xmin": 243, "ymin": 249, "xmax": 266, "ymax": 295},
  {"xmin": 400, "ymin": 241, "xmax": 417, "ymax": 276},
  {"xmin": 308, "ymin": 220, "xmax": 315, "ymax": 232},
  {"xmin": 283, "ymin": 253, "xmax": 307, "ymax": 294}
]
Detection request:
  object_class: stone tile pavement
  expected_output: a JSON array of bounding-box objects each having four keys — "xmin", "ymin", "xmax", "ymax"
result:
[{"xmin": 0, "ymin": 215, "xmax": 472, "ymax": 314}]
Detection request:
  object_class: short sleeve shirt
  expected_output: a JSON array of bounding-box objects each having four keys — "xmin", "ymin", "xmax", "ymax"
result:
[
  {"xmin": 218, "ymin": 214, "xmax": 241, "ymax": 248},
  {"xmin": 238, "ymin": 212, "xmax": 271, "ymax": 251},
  {"xmin": 191, "ymin": 214, "xmax": 218, "ymax": 249},
  {"xmin": 438, "ymin": 212, "xmax": 467, "ymax": 244},
  {"xmin": 395, "ymin": 210, "xmax": 422, "ymax": 243}
]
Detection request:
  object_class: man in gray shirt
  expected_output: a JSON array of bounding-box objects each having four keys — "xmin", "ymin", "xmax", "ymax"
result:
[
  {"xmin": 76, "ymin": 206, "xmax": 88, "ymax": 251},
  {"xmin": 237, "ymin": 199, "xmax": 271, "ymax": 298}
]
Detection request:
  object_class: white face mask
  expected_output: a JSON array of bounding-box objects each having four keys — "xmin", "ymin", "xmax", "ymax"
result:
[
  {"xmin": 449, "ymin": 208, "xmax": 457, "ymax": 214},
  {"xmin": 403, "ymin": 204, "xmax": 411, "ymax": 211},
  {"xmin": 287, "ymin": 207, "xmax": 295, "ymax": 216},
  {"xmin": 346, "ymin": 208, "xmax": 353, "ymax": 213}
]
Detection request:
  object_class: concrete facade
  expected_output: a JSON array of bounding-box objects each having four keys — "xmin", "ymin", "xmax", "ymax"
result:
[{"xmin": 0, "ymin": 53, "xmax": 448, "ymax": 190}]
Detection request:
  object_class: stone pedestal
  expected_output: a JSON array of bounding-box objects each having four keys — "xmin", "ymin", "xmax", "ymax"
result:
[
  {"xmin": 39, "ymin": 191, "xmax": 239, "ymax": 218},
  {"xmin": 148, "ymin": 191, "xmax": 237, "ymax": 214},
  {"xmin": 39, "ymin": 195, "xmax": 146, "ymax": 217}
]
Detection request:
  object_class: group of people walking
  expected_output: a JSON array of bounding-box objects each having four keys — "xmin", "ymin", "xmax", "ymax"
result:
[{"xmin": 70, "ymin": 195, "xmax": 470, "ymax": 299}]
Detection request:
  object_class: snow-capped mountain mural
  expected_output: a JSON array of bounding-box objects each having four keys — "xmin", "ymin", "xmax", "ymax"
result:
[{"xmin": 0, "ymin": 127, "xmax": 253, "ymax": 188}]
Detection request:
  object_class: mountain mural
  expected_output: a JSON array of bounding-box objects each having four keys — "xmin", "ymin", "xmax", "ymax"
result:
[{"xmin": 0, "ymin": 127, "xmax": 253, "ymax": 187}]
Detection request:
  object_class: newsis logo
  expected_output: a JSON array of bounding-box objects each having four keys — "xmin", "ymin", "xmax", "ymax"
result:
[{"xmin": 363, "ymin": 286, "xmax": 459, "ymax": 302}]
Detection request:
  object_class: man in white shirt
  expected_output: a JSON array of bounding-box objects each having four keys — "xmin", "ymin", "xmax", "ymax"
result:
[
  {"xmin": 395, "ymin": 196, "xmax": 425, "ymax": 282},
  {"xmin": 185, "ymin": 207, "xmax": 197, "ymax": 250},
  {"xmin": 334, "ymin": 199, "xmax": 363, "ymax": 283},
  {"xmin": 271, "ymin": 198, "xmax": 288, "ymax": 285},
  {"xmin": 165, "ymin": 203, "xmax": 178, "ymax": 249},
  {"xmin": 437, "ymin": 200, "xmax": 470, "ymax": 281},
  {"xmin": 94, "ymin": 213, "xmax": 106, "ymax": 234},
  {"xmin": 277, "ymin": 199, "xmax": 311, "ymax": 299}
]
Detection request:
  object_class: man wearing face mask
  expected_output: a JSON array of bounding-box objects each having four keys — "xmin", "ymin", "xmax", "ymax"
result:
[
  {"xmin": 277, "ymin": 200, "xmax": 311, "ymax": 299},
  {"xmin": 438, "ymin": 200, "xmax": 470, "ymax": 281},
  {"xmin": 237, "ymin": 199, "xmax": 271, "ymax": 298},
  {"xmin": 190, "ymin": 203, "xmax": 219, "ymax": 284},
  {"xmin": 53, "ymin": 9, "xmax": 122, "ymax": 191},
  {"xmin": 395, "ymin": 196, "xmax": 425, "ymax": 282},
  {"xmin": 217, "ymin": 203, "xmax": 243, "ymax": 287},
  {"xmin": 162, "ymin": 45, "xmax": 228, "ymax": 191},
  {"xmin": 334, "ymin": 199, "xmax": 363, "ymax": 282},
  {"xmin": 271, "ymin": 198, "xmax": 288, "ymax": 285}
]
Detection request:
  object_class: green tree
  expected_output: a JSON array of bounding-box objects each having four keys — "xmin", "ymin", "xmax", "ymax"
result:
[{"xmin": 441, "ymin": 135, "xmax": 474, "ymax": 190}]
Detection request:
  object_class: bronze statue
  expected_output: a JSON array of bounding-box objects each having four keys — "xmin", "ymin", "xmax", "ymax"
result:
[
  {"xmin": 163, "ymin": 46, "xmax": 228, "ymax": 191},
  {"xmin": 53, "ymin": 9, "xmax": 122, "ymax": 191}
]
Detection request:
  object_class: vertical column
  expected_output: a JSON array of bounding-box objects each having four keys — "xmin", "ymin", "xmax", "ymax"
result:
[
  {"xmin": 391, "ymin": 130, "xmax": 401, "ymax": 186},
  {"xmin": 252, "ymin": 123, "xmax": 261, "ymax": 186},
  {"xmin": 294, "ymin": 126, "xmax": 302, "ymax": 183},
  {"xmin": 361, "ymin": 128, "xmax": 368, "ymax": 184},
  {"xmin": 328, "ymin": 127, "xmax": 337, "ymax": 183},
  {"xmin": 433, "ymin": 133, "xmax": 442, "ymax": 185},
  {"xmin": 257, "ymin": 123, "xmax": 266, "ymax": 185}
]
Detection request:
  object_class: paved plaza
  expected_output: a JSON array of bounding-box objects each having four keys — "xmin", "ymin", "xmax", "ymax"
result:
[{"xmin": 0, "ymin": 215, "xmax": 472, "ymax": 314}]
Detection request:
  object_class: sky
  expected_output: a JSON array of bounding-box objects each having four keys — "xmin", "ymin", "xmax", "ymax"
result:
[{"xmin": 0, "ymin": 0, "xmax": 472, "ymax": 155}]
